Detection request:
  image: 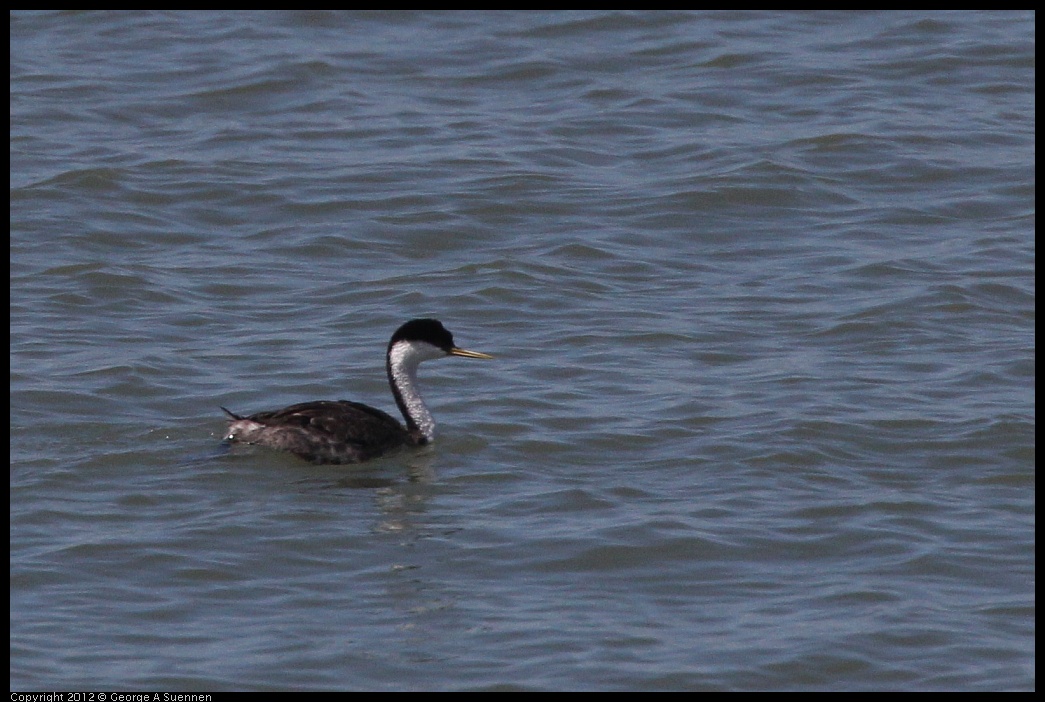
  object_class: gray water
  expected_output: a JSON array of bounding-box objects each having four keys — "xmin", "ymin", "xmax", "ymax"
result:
[{"xmin": 10, "ymin": 10, "xmax": 1034, "ymax": 691}]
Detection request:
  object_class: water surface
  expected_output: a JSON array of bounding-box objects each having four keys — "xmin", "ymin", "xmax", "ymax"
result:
[{"xmin": 10, "ymin": 10, "xmax": 1035, "ymax": 691}]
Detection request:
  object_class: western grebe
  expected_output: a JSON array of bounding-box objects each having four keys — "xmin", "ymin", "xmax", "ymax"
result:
[{"xmin": 221, "ymin": 318, "xmax": 492, "ymax": 464}]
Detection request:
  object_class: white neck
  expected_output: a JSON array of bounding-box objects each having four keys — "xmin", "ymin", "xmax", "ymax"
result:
[{"xmin": 387, "ymin": 340, "xmax": 445, "ymax": 441}]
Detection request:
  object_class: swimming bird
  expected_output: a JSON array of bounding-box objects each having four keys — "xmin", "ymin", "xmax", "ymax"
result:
[{"xmin": 221, "ymin": 318, "xmax": 492, "ymax": 464}]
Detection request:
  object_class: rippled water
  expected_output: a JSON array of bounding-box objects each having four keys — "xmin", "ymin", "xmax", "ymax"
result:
[{"xmin": 10, "ymin": 11, "xmax": 1034, "ymax": 691}]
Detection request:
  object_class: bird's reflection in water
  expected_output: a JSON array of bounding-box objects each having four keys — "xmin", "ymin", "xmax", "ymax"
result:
[{"xmin": 285, "ymin": 450, "xmax": 438, "ymax": 534}]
